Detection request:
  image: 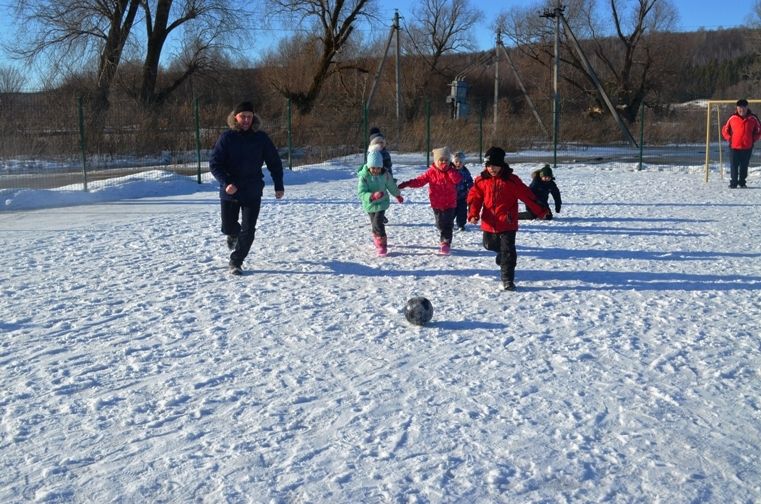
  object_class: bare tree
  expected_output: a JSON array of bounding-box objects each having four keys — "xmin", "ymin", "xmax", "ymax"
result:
[
  {"xmin": 264, "ymin": 0, "xmax": 374, "ymax": 115},
  {"xmin": 603, "ymin": 0, "xmax": 677, "ymax": 120},
  {"xmin": 137, "ymin": 0, "xmax": 241, "ymax": 107},
  {"xmin": 745, "ymin": 0, "xmax": 761, "ymax": 90},
  {"xmin": 13, "ymin": 0, "xmax": 140, "ymax": 118},
  {"xmin": 402, "ymin": 0, "xmax": 481, "ymax": 118},
  {"xmin": 12, "ymin": 0, "xmax": 243, "ymax": 115},
  {"xmin": 502, "ymin": 0, "xmax": 678, "ymax": 122},
  {"xmin": 0, "ymin": 66, "xmax": 28, "ymax": 93},
  {"xmin": 405, "ymin": 0, "xmax": 481, "ymax": 73},
  {"xmin": 751, "ymin": 0, "xmax": 761, "ymax": 26}
]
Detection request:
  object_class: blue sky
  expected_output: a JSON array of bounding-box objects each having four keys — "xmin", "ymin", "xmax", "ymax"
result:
[
  {"xmin": 381, "ymin": 0, "xmax": 756, "ymax": 47},
  {"xmin": 0, "ymin": 0, "xmax": 755, "ymax": 91}
]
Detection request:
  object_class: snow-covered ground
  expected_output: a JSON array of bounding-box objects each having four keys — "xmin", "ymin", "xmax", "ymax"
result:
[{"xmin": 1, "ymin": 155, "xmax": 760, "ymax": 502}]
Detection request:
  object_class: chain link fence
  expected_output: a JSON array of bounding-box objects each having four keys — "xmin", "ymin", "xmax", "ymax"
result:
[{"xmin": 0, "ymin": 92, "xmax": 752, "ymax": 191}]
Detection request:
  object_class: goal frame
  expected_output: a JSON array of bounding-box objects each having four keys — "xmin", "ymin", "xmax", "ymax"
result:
[{"xmin": 704, "ymin": 99, "xmax": 761, "ymax": 183}]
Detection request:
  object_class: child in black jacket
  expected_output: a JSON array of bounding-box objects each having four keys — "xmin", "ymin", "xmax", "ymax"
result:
[
  {"xmin": 452, "ymin": 151, "xmax": 474, "ymax": 231},
  {"xmin": 518, "ymin": 164, "xmax": 561, "ymax": 220}
]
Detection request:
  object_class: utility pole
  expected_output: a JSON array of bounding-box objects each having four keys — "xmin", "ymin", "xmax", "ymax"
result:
[
  {"xmin": 541, "ymin": 1, "xmax": 638, "ymax": 154},
  {"xmin": 394, "ymin": 10, "xmax": 402, "ymax": 139},
  {"xmin": 365, "ymin": 11, "xmax": 403, "ymax": 146},
  {"xmin": 366, "ymin": 16, "xmax": 397, "ymax": 113},
  {"xmin": 498, "ymin": 35, "xmax": 549, "ymax": 138},
  {"xmin": 557, "ymin": 11, "xmax": 637, "ymax": 148},
  {"xmin": 541, "ymin": 2, "xmax": 563, "ymax": 168},
  {"xmin": 493, "ymin": 31, "xmax": 500, "ymax": 137}
]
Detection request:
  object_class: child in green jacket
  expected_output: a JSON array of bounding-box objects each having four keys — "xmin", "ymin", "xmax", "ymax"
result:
[{"xmin": 358, "ymin": 150, "xmax": 403, "ymax": 256}]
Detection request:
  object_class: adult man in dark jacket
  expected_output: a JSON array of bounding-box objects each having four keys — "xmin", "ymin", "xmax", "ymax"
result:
[
  {"xmin": 209, "ymin": 101, "xmax": 284, "ymax": 275},
  {"xmin": 721, "ymin": 98, "xmax": 761, "ymax": 189}
]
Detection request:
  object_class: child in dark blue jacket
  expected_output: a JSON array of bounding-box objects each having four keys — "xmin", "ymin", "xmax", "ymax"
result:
[
  {"xmin": 519, "ymin": 164, "xmax": 561, "ymax": 220},
  {"xmin": 368, "ymin": 127, "xmax": 393, "ymax": 178},
  {"xmin": 452, "ymin": 151, "xmax": 474, "ymax": 231}
]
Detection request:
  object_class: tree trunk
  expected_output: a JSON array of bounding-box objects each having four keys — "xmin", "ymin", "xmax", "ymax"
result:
[
  {"xmin": 89, "ymin": 0, "xmax": 140, "ymax": 131},
  {"xmin": 288, "ymin": 48, "xmax": 336, "ymax": 115},
  {"xmin": 139, "ymin": 0, "xmax": 173, "ymax": 107}
]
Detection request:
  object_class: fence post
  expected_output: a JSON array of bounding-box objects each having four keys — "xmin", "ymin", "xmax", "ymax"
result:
[
  {"xmin": 363, "ymin": 104, "xmax": 369, "ymax": 161},
  {"xmin": 478, "ymin": 100, "xmax": 484, "ymax": 162},
  {"xmin": 77, "ymin": 96, "xmax": 89, "ymax": 192},
  {"xmin": 194, "ymin": 97, "xmax": 202, "ymax": 183},
  {"xmin": 287, "ymin": 98, "xmax": 293, "ymax": 170},
  {"xmin": 638, "ymin": 101, "xmax": 645, "ymax": 171},
  {"xmin": 715, "ymin": 107, "xmax": 723, "ymax": 181},
  {"xmin": 425, "ymin": 97, "xmax": 431, "ymax": 167}
]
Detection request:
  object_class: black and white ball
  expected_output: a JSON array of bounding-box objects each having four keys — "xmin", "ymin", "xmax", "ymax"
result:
[{"xmin": 404, "ymin": 297, "xmax": 434, "ymax": 326}]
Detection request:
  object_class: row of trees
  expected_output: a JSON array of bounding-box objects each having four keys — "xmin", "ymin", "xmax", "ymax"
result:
[
  {"xmin": 1, "ymin": 0, "xmax": 760, "ymax": 142},
  {"xmin": 8, "ymin": 0, "xmax": 243, "ymax": 130}
]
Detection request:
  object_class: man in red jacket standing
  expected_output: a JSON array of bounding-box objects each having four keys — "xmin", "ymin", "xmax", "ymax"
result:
[
  {"xmin": 721, "ymin": 99, "xmax": 761, "ymax": 189},
  {"xmin": 467, "ymin": 147, "xmax": 550, "ymax": 291}
]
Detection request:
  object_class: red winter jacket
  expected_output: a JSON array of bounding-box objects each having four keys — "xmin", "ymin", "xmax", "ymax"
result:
[
  {"xmin": 722, "ymin": 111, "xmax": 761, "ymax": 150},
  {"xmin": 467, "ymin": 168, "xmax": 548, "ymax": 233},
  {"xmin": 399, "ymin": 163, "xmax": 462, "ymax": 210}
]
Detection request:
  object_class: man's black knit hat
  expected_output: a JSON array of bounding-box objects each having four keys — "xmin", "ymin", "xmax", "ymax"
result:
[{"xmin": 233, "ymin": 101, "xmax": 254, "ymax": 115}]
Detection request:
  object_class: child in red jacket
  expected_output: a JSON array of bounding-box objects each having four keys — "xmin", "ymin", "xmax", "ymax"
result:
[
  {"xmin": 467, "ymin": 146, "xmax": 550, "ymax": 291},
  {"xmin": 398, "ymin": 147, "xmax": 462, "ymax": 255}
]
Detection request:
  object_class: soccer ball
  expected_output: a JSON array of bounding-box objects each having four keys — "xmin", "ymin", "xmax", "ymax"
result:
[{"xmin": 404, "ymin": 297, "xmax": 434, "ymax": 326}]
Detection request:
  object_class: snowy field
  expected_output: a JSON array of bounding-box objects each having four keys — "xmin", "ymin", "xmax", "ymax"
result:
[{"xmin": 1, "ymin": 155, "xmax": 760, "ymax": 502}]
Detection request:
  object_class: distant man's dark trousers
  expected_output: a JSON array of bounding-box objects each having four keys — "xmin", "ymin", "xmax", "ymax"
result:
[{"xmin": 729, "ymin": 148, "xmax": 752, "ymax": 187}]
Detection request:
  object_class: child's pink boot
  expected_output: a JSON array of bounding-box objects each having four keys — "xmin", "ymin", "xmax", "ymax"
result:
[
  {"xmin": 379, "ymin": 236, "xmax": 388, "ymax": 257},
  {"xmin": 373, "ymin": 235, "xmax": 388, "ymax": 257}
]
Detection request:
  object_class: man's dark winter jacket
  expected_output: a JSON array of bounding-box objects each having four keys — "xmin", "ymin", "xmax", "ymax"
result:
[{"xmin": 209, "ymin": 113, "xmax": 284, "ymax": 205}]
